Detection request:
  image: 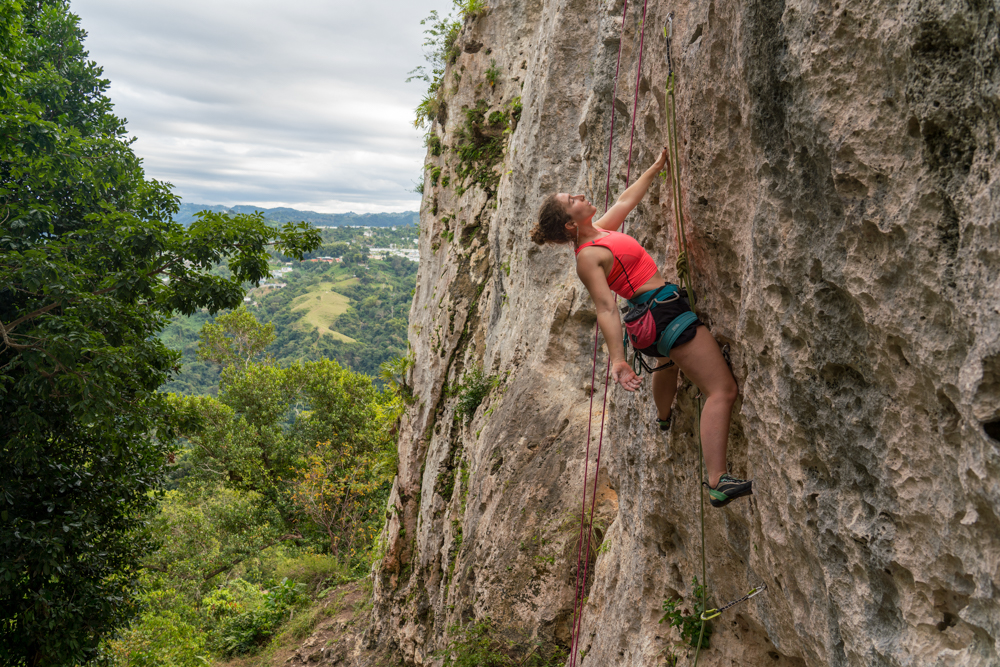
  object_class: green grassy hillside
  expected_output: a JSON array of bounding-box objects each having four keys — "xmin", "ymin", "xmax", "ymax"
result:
[{"xmin": 291, "ymin": 283, "xmax": 355, "ymax": 342}]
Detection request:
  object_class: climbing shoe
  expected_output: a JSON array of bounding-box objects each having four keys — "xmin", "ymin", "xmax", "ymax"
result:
[
  {"xmin": 657, "ymin": 414, "xmax": 672, "ymax": 432},
  {"xmin": 705, "ymin": 474, "xmax": 753, "ymax": 508}
]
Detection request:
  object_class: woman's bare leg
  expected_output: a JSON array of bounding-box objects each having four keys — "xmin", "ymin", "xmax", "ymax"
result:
[
  {"xmin": 668, "ymin": 326, "xmax": 739, "ymax": 488},
  {"xmin": 651, "ymin": 359, "xmax": 679, "ymax": 421}
]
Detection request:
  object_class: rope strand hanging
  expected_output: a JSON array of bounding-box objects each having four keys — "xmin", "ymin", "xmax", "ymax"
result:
[{"xmin": 568, "ymin": 2, "xmax": 649, "ymax": 665}]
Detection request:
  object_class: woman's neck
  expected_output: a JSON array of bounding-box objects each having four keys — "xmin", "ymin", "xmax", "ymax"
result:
[{"xmin": 574, "ymin": 219, "xmax": 607, "ymax": 249}]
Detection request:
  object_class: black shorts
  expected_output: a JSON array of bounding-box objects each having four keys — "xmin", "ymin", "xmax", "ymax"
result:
[{"xmin": 634, "ymin": 291, "xmax": 702, "ymax": 358}]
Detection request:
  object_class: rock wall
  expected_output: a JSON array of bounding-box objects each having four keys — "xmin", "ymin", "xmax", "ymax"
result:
[{"xmin": 370, "ymin": 0, "xmax": 1000, "ymax": 664}]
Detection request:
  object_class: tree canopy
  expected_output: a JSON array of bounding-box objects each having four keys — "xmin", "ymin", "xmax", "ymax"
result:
[{"xmin": 0, "ymin": 2, "xmax": 319, "ymax": 663}]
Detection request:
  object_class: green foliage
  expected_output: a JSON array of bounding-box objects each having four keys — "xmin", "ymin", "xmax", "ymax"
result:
[
  {"xmin": 409, "ymin": 9, "xmax": 461, "ymax": 128},
  {"xmin": 101, "ymin": 576, "xmax": 210, "ymax": 666},
  {"xmin": 197, "ymin": 306, "xmax": 276, "ymax": 370},
  {"xmin": 426, "ymin": 132, "xmax": 444, "ymax": 156},
  {"xmin": 438, "ymin": 618, "xmax": 567, "ymax": 667},
  {"xmin": 292, "ymin": 437, "xmax": 398, "ymax": 559},
  {"xmin": 455, "ymin": 365, "xmax": 500, "ymax": 421},
  {"xmin": 659, "ymin": 577, "xmax": 713, "ymax": 649},
  {"xmin": 168, "ymin": 355, "xmax": 398, "ymax": 514},
  {"xmin": 431, "ymin": 165, "xmax": 443, "ymax": 186},
  {"xmin": 381, "ymin": 352, "xmax": 416, "ymax": 403},
  {"xmin": 0, "ymin": 3, "xmax": 319, "ymax": 664},
  {"xmin": 209, "ymin": 578, "xmax": 308, "ymax": 657},
  {"xmin": 145, "ymin": 485, "xmax": 293, "ymax": 586},
  {"xmin": 506, "ymin": 96, "xmax": 523, "ymax": 126},
  {"xmin": 453, "ymin": 98, "xmax": 519, "ymax": 197},
  {"xmin": 457, "ymin": 0, "xmax": 489, "ymax": 19},
  {"xmin": 272, "ymin": 553, "xmax": 351, "ymax": 596},
  {"xmin": 485, "ymin": 59, "xmax": 500, "ymax": 87}
]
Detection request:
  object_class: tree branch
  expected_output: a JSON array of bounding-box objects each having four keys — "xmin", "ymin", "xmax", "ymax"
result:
[
  {"xmin": 1, "ymin": 257, "xmax": 179, "ymax": 337},
  {"xmin": 201, "ymin": 532, "xmax": 304, "ymax": 582}
]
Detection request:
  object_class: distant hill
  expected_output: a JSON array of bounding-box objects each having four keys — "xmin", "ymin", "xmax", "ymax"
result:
[{"xmin": 174, "ymin": 203, "xmax": 418, "ymax": 228}]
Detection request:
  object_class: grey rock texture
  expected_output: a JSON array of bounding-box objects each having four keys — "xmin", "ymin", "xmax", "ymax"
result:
[{"xmin": 369, "ymin": 0, "xmax": 1000, "ymax": 664}]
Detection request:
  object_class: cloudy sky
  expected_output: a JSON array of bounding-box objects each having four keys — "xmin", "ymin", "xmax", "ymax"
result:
[{"xmin": 72, "ymin": 0, "xmax": 453, "ymax": 213}]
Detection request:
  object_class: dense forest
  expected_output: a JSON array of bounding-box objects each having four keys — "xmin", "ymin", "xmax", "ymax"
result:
[{"xmin": 0, "ymin": 2, "xmax": 416, "ymax": 665}]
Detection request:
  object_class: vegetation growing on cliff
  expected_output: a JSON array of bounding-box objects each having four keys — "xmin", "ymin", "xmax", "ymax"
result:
[{"xmin": 438, "ymin": 618, "xmax": 568, "ymax": 667}]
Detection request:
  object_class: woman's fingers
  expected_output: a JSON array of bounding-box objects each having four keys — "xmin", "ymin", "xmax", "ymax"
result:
[{"xmin": 612, "ymin": 361, "xmax": 642, "ymax": 392}]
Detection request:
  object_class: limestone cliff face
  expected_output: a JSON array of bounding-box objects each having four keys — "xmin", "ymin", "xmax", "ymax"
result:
[{"xmin": 371, "ymin": 0, "xmax": 1000, "ymax": 664}]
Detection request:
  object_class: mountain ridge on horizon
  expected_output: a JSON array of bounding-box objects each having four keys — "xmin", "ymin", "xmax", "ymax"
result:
[{"xmin": 174, "ymin": 202, "xmax": 418, "ymax": 227}]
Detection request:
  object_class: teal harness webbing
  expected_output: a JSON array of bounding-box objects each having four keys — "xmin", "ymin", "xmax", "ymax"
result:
[
  {"xmin": 626, "ymin": 283, "xmax": 677, "ymax": 306},
  {"xmin": 626, "ymin": 284, "xmax": 699, "ymax": 355}
]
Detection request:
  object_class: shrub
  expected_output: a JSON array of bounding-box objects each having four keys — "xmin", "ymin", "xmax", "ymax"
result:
[
  {"xmin": 426, "ymin": 132, "xmax": 444, "ymax": 156},
  {"xmin": 101, "ymin": 578, "xmax": 210, "ymax": 667},
  {"xmin": 409, "ymin": 11, "xmax": 461, "ymax": 128},
  {"xmin": 458, "ymin": 0, "xmax": 488, "ymax": 20},
  {"xmin": 209, "ymin": 578, "xmax": 308, "ymax": 657},
  {"xmin": 273, "ymin": 553, "xmax": 351, "ymax": 596},
  {"xmin": 455, "ymin": 366, "xmax": 500, "ymax": 421}
]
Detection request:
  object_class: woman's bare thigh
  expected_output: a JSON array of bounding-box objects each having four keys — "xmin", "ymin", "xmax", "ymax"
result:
[{"xmin": 667, "ymin": 326, "xmax": 735, "ymax": 397}]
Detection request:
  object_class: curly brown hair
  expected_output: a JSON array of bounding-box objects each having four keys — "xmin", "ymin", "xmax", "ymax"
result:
[{"xmin": 531, "ymin": 194, "xmax": 573, "ymax": 245}]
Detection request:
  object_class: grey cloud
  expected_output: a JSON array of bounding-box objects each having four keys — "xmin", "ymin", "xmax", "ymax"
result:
[{"xmin": 72, "ymin": 0, "xmax": 454, "ymax": 212}]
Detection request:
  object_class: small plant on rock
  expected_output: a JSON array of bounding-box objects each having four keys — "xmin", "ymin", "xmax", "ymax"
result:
[
  {"xmin": 458, "ymin": 0, "xmax": 488, "ymax": 20},
  {"xmin": 455, "ymin": 365, "xmax": 500, "ymax": 421},
  {"xmin": 485, "ymin": 59, "xmax": 500, "ymax": 87},
  {"xmin": 659, "ymin": 577, "xmax": 712, "ymax": 649}
]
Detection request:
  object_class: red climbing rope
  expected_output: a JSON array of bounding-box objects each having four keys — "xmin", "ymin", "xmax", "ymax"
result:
[
  {"xmin": 568, "ymin": 2, "xmax": 649, "ymax": 665},
  {"xmin": 568, "ymin": 0, "xmax": 627, "ymax": 658}
]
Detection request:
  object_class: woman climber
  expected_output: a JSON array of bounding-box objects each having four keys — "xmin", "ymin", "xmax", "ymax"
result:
[{"xmin": 530, "ymin": 148, "xmax": 752, "ymax": 508}]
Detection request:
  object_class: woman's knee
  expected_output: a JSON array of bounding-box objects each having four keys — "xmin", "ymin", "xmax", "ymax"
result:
[{"xmin": 713, "ymin": 373, "xmax": 739, "ymax": 405}]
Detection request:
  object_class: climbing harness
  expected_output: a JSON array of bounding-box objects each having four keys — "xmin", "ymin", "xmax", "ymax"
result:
[
  {"xmin": 700, "ymin": 584, "xmax": 768, "ymax": 621},
  {"xmin": 621, "ymin": 284, "xmax": 699, "ymax": 376},
  {"xmin": 621, "ymin": 284, "xmax": 698, "ymax": 377},
  {"xmin": 568, "ymin": 1, "xmax": 650, "ymax": 666}
]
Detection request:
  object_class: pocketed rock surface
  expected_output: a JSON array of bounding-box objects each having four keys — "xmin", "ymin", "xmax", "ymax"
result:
[{"xmin": 365, "ymin": 0, "xmax": 1000, "ymax": 665}]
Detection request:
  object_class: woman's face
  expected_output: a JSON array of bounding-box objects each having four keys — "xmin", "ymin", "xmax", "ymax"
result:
[{"xmin": 557, "ymin": 193, "xmax": 597, "ymax": 221}]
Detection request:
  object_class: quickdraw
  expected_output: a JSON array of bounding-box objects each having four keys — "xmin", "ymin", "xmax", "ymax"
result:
[{"xmin": 700, "ymin": 584, "xmax": 768, "ymax": 621}]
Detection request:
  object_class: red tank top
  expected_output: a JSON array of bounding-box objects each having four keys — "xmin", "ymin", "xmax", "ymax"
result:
[{"xmin": 574, "ymin": 230, "xmax": 658, "ymax": 299}]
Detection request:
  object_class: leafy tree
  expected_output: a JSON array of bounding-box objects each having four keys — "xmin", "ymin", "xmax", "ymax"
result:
[
  {"xmin": 146, "ymin": 486, "xmax": 297, "ymax": 586},
  {"xmin": 0, "ymin": 2, "xmax": 319, "ymax": 664},
  {"xmin": 197, "ymin": 306, "xmax": 276, "ymax": 370},
  {"xmin": 292, "ymin": 439, "xmax": 395, "ymax": 558},
  {"xmin": 169, "ymin": 358, "xmax": 397, "ymax": 506}
]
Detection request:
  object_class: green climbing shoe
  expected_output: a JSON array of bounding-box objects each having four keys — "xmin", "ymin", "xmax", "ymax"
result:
[
  {"xmin": 705, "ymin": 474, "xmax": 753, "ymax": 508},
  {"xmin": 657, "ymin": 414, "xmax": 672, "ymax": 432}
]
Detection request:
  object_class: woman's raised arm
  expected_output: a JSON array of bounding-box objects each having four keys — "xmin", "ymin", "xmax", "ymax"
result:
[{"xmin": 595, "ymin": 147, "xmax": 668, "ymax": 232}]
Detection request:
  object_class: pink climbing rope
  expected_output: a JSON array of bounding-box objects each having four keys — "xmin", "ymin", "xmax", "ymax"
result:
[{"xmin": 568, "ymin": 2, "xmax": 649, "ymax": 665}]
